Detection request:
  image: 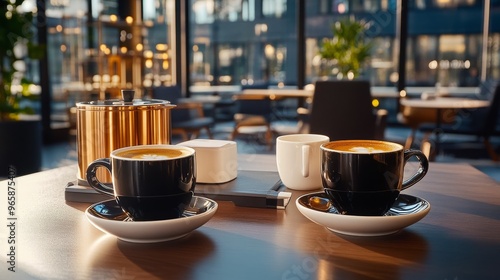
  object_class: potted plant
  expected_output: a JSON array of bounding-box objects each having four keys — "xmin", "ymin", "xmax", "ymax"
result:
[
  {"xmin": 319, "ymin": 18, "xmax": 373, "ymax": 80},
  {"xmin": 0, "ymin": 0, "xmax": 45, "ymax": 176}
]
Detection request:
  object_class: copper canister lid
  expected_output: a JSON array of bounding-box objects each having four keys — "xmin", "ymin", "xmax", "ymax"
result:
[
  {"xmin": 76, "ymin": 89, "xmax": 175, "ymax": 110},
  {"xmin": 76, "ymin": 98, "xmax": 174, "ymax": 108}
]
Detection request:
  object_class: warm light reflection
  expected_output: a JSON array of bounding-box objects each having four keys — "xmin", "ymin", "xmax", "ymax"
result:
[
  {"xmin": 56, "ymin": 25, "xmax": 63, "ymax": 32},
  {"xmin": 120, "ymin": 47, "xmax": 128, "ymax": 54},
  {"xmin": 28, "ymin": 84, "xmax": 41, "ymax": 95},
  {"xmin": 264, "ymin": 44, "xmax": 275, "ymax": 58},
  {"xmin": 144, "ymin": 50, "xmax": 153, "ymax": 58},
  {"xmin": 347, "ymin": 71, "xmax": 355, "ymax": 80},
  {"xmin": 157, "ymin": 44, "xmax": 168, "ymax": 51},
  {"xmin": 110, "ymin": 14, "xmax": 118, "ymax": 22},
  {"xmin": 337, "ymin": 3, "xmax": 346, "ymax": 13},
  {"xmin": 428, "ymin": 60, "xmax": 438, "ymax": 69},
  {"xmin": 136, "ymin": 44, "xmax": 143, "ymax": 51},
  {"xmin": 389, "ymin": 72, "xmax": 399, "ymax": 83},
  {"xmin": 126, "ymin": 16, "xmax": 134, "ymax": 24},
  {"xmin": 372, "ymin": 99, "xmax": 380, "ymax": 107},
  {"xmin": 145, "ymin": 59, "xmax": 153, "ymax": 68}
]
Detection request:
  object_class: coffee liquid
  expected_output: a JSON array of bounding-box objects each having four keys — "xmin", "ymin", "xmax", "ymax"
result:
[{"xmin": 115, "ymin": 148, "xmax": 190, "ymax": 160}]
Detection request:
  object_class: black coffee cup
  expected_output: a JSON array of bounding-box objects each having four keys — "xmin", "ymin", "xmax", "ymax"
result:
[
  {"xmin": 86, "ymin": 145, "xmax": 196, "ymax": 221},
  {"xmin": 320, "ymin": 140, "xmax": 428, "ymax": 216}
]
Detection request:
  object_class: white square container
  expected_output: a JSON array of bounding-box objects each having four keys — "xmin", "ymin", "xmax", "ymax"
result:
[{"xmin": 178, "ymin": 139, "xmax": 238, "ymax": 183}]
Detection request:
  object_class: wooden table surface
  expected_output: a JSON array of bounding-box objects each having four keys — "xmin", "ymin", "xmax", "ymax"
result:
[
  {"xmin": 1, "ymin": 154, "xmax": 500, "ymax": 279},
  {"xmin": 240, "ymin": 88, "xmax": 399, "ymax": 99},
  {"xmin": 399, "ymin": 97, "xmax": 489, "ymax": 109}
]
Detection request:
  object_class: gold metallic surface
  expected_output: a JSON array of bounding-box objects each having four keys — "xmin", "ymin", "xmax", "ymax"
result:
[{"xmin": 76, "ymin": 100, "xmax": 174, "ymax": 182}]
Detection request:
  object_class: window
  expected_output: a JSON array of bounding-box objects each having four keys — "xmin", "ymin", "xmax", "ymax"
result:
[
  {"xmin": 216, "ymin": 0, "xmax": 255, "ymax": 21},
  {"xmin": 193, "ymin": 0, "xmax": 215, "ymax": 23},
  {"xmin": 262, "ymin": 0, "xmax": 287, "ymax": 18}
]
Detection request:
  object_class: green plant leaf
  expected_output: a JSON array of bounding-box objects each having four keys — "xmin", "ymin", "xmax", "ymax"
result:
[{"xmin": 319, "ymin": 18, "xmax": 373, "ymax": 79}]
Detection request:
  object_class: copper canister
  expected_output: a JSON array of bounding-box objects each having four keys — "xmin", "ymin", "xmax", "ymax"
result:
[{"xmin": 76, "ymin": 93, "xmax": 174, "ymax": 183}]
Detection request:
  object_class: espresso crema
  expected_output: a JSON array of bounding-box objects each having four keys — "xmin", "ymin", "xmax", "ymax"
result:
[
  {"xmin": 115, "ymin": 147, "xmax": 192, "ymax": 160},
  {"xmin": 322, "ymin": 140, "xmax": 401, "ymax": 153}
]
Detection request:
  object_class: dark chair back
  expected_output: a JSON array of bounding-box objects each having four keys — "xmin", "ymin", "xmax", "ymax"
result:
[
  {"xmin": 309, "ymin": 80, "xmax": 378, "ymax": 140},
  {"xmin": 480, "ymin": 81, "xmax": 500, "ymax": 137},
  {"xmin": 152, "ymin": 85, "xmax": 190, "ymax": 123},
  {"xmin": 237, "ymin": 83, "xmax": 273, "ymax": 122},
  {"xmin": 446, "ymin": 81, "xmax": 500, "ymax": 137}
]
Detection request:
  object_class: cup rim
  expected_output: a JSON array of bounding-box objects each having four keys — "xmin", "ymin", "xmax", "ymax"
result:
[
  {"xmin": 110, "ymin": 144, "xmax": 195, "ymax": 161},
  {"xmin": 277, "ymin": 133, "xmax": 330, "ymax": 143},
  {"xmin": 320, "ymin": 140, "xmax": 403, "ymax": 154}
]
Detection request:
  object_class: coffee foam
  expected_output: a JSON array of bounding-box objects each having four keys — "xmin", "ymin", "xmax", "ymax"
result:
[
  {"xmin": 348, "ymin": 146, "xmax": 386, "ymax": 153},
  {"xmin": 324, "ymin": 140, "xmax": 400, "ymax": 153},
  {"xmin": 115, "ymin": 147, "xmax": 190, "ymax": 160}
]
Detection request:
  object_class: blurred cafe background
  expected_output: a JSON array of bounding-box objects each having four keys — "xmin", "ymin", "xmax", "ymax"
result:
[{"xmin": 1, "ymin": 0, "xmax": 500, "ymax": 177}]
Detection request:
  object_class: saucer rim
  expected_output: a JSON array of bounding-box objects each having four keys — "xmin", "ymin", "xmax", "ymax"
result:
[
  {"xmin": 86, "ymin": 195, "xmax": 217, "ymax": 224},
  {"xmin": 85, "ymin": 196, "xmax": 218, "ymax": 243},
  {"xmin": 296, "ymin": 192, "xmax": 430, "ymax": 236},
  {"xmin": 297, "ymin": 192, "xmax": 430, "ymax": 219}
]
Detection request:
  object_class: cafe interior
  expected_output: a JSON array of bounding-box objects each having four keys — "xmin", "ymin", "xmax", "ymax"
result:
[{"xmin": 1, "ymin": 0, "xmax": 500, "ymax": 279}]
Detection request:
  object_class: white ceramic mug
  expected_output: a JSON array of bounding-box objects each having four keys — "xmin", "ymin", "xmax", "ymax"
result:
[{"xmin": 276, "ymin": 134, "xmax": 330, "ymax": 190}]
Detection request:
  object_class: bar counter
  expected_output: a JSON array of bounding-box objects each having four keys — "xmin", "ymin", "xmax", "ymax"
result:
[{"xmin": 1, "ymin": 154, "xmax": 500, "ymax": 279}]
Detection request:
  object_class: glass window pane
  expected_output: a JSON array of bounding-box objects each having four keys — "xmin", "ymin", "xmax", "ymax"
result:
[
  {"xmin": 487, "ymin": 33, "xmax": 500, "ymax": 80},
  {"xmin": 193, "ymin": 0, "xmax": 215, "ymax": 23},
  {"xmin": 217, "ymin": 0, "xmax": 255, "ymax": 21},
  {"xmin": 262, "ymin": 0, "xmax": 287, "ymax": 18},
  {"xmin": 189, "ymin": 0, "xmax": 296, "ymax": 92},
  {"xmin": 406, "ymin": 5, "xmax": 484, "ymax": 87},
  {"xmin": 45, "ymin": 0, "xmax": 174, "ymax": 135}
]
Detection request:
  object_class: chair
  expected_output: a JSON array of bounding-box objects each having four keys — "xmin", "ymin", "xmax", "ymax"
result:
[
  {"xmin": 152, "ymin": 86, "xmax": 214, "ymax": 141},
  {"xmin": 417, "ymin": 80, "xmax": 500, "ymax": 161},
  {"xmin": 229, "ymin": 83, "xmax": 274, "ymax": 148},
  {"xmin": 397, "ymin": 104, "xmax": 456, "ymax": 153},
  {"xmin": 303, "ymin": 80, "xmax": 387, "ymax": 140},
  {"xmin": 229, "ymin": 93, "xmax": 274, "ymax": 148}
]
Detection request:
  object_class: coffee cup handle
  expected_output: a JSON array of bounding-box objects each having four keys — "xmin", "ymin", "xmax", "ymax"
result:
[
  {"xmin": 401, "ymin": 150, "xmax": 429, "ymax": 190},
  {"xmin": 86, "ymin": 158, "xmax": 114, "ymax": 196},
  {"xmin": 302, "ymin": 145, "xmax": 310, "ymax": 178}
]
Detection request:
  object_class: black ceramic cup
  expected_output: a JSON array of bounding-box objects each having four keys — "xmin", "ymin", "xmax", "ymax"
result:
[
  {"xmin": 320, "ymin": 140, "xmax": 428, "ymax": 216},
  {"xmin": 86, "ymin": 145, "xmax": 196, "ymax": 221}
]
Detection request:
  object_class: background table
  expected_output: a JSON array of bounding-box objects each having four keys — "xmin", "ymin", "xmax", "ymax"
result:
[
  {"xmin": 1, "ymin": 154, "xmax": 500, "ymax": 279},
  {"xmin": 400, "ymin": 97, "xmax": 490, "ymax": 155}
]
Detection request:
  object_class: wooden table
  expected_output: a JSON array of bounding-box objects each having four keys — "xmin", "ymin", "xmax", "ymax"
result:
[
  {"xmin": 400, "ymin": 97, "xmax": 490, "ymax": 155},
  {"xmin": 1, "ymin": 154, "xmax": 500, "ymax": 279},
  {"xmin": 240, "ymin": 87, "xmax": 399, "ymax": 99},
  {"xmin": 240, "ymin": 89, "xmax": 314, "ymax": 100}
]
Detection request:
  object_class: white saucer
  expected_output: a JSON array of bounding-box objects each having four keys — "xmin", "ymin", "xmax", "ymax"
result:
[
  {"xmin": 85, "ymin": 196, "xmax": 218, "ymax": 243},
  {"xmin": 296, "ymin": 192, "xmax": 430, "ymax": 236}
]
